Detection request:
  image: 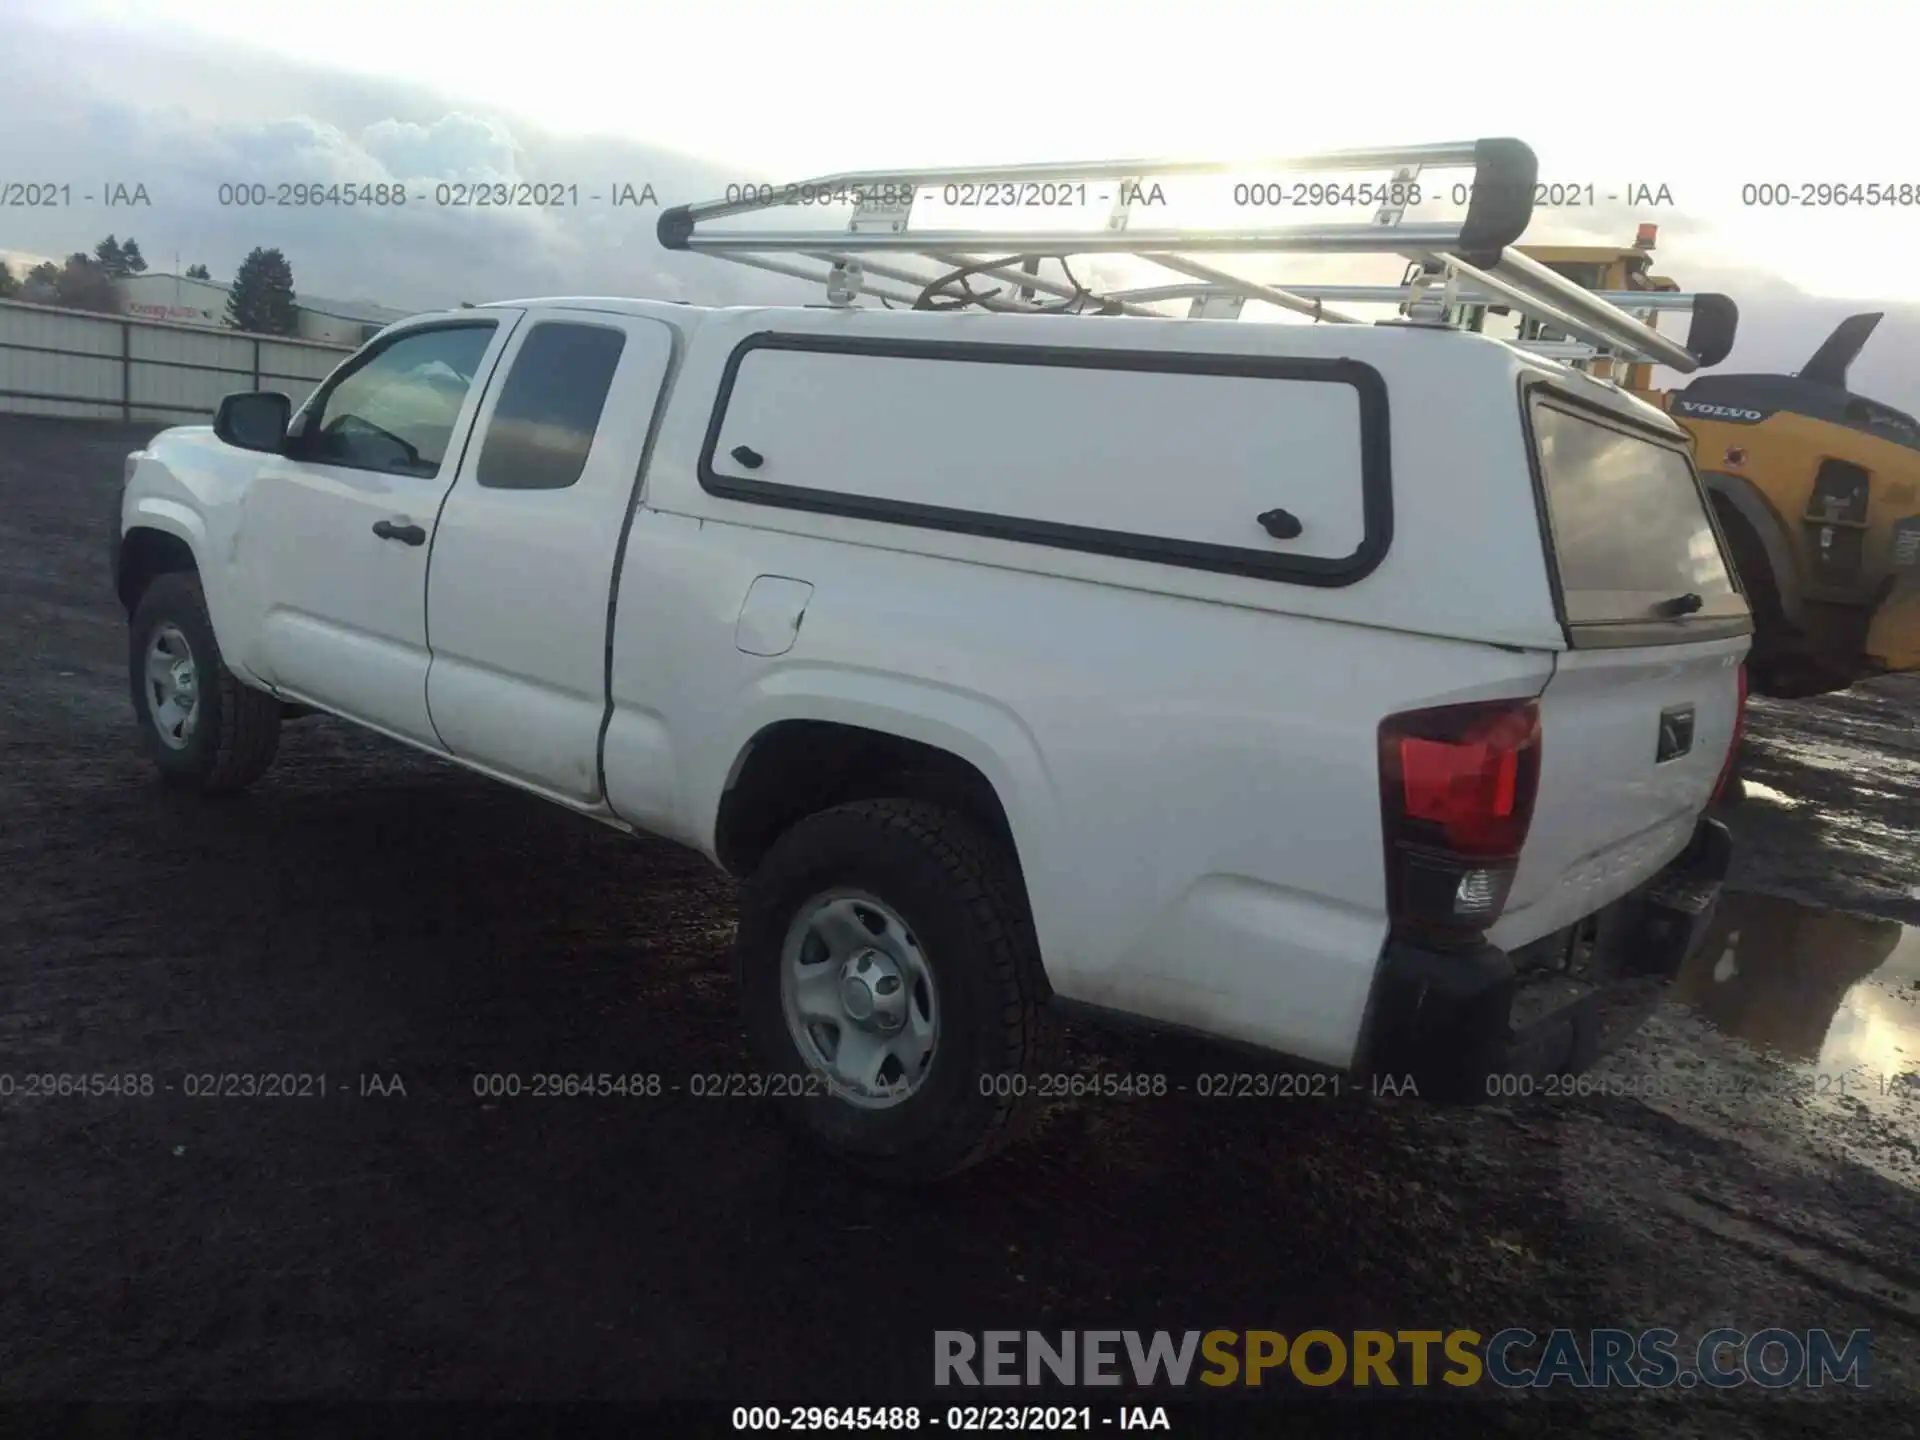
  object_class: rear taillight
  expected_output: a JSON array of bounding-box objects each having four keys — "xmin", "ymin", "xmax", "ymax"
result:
[
  {"xmin": 1712, "ymin": 662, "xmax": 1748, "ymax": 804},
  {"xmin": 1378, "ymin": 698, "xmax": 1543, "ymax": 946}
]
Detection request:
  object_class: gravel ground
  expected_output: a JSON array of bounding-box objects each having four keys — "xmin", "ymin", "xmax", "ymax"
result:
[{"xmin": 2, "ymin": 415, "xmax": 1916, "ymax": 1434}]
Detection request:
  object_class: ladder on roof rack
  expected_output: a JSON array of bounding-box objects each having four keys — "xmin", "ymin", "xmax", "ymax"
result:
[{"xmin": 657, "ymin": 138, "xmax": 1737, "ymax": 375}]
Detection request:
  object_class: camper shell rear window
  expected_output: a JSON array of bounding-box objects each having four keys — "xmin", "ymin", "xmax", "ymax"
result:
[{"xmin": 1527, "ymin": 390, "xmax": 1750, "ymax": 645}]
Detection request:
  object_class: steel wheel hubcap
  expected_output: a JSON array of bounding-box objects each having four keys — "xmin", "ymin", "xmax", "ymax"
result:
[
  {"xmin": 780, "ymin": 890, "xmax": 939, "ymax": 1109},
  {"xmin": 144, "ymin": 624, "xmax": 200, "ymax": 751}
]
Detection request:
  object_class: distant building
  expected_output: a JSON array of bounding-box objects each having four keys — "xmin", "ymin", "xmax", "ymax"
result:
[
  {"xmin": 117, "ymin": 272, "xmax": 226, "ymax": 327},
  {"xmin": 291, "ymin": 294, "xmax": 414, "ymax": 346},
  {"xmin": 114, "ymin": 272, "xmax": 411, "ymax": 344}
]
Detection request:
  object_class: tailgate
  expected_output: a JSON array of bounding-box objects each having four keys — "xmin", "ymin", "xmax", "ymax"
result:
[{"xmin": 1491, "ymin": 390, "xmax": 1751, "ymax": 948}]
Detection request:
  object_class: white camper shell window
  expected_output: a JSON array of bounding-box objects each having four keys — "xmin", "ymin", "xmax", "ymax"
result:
[
  {"xmin": 1529, "ymin": 395, "xmax": 1742, "ymax": 635},
  {"xmin": 697, "ymin": 334, "xmax": 1393, "ymax": 587}
]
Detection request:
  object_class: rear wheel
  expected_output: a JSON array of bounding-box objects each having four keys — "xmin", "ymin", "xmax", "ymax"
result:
[
  {"xmin": 129, "ymin": 572, "xmax": 281, "ymax": 792},
  {"xmin": 735, "ymin": 798, "xmax": 1057, "ymax": 1183}
]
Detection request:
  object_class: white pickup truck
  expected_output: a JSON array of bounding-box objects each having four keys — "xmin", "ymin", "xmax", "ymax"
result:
[{"xmin": 112, "ymin": 207, "xmax": 1748, "ymax": 1179}]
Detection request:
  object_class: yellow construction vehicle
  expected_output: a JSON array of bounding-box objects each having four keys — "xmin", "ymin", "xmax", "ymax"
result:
[{"xmin": 1508, "ymin": 227, "xmax": 1920, "ymax": 699}]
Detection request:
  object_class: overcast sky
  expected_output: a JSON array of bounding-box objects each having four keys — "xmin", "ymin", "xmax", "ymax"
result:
[{"xmin": 4, "ymin": 0, "xmax": 1919, "ymax": 408}]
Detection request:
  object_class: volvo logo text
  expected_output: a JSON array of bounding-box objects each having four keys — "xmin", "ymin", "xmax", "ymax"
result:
[{"xmin": 1678, "ymin": 401, "xmax": 1766, "ymax": 422}]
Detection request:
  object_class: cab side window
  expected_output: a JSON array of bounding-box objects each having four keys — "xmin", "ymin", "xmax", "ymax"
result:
[
  {"xmin": 301, "ymin": 323, "xmax": 497, "ymax": 478},
  {"xmin": 476, "ymin": 322, "xmax": 628, "ymax": 491}
]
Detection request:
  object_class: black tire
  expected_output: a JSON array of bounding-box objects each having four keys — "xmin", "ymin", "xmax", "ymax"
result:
[
  {"xmin": 1713, "ymin": 501, "xmax": 1791, "ymax": 654},
  {"xmin": 129, "ymin": 571, "xmax": 281, "ymax": 793},
  {"xmin": 736, "ymin": 798, "xmax": 1058, "ymax": 1183}
]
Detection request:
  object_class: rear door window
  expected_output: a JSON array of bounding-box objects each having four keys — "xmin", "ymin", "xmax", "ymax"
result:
[
  {"xmin": 476, "ymin": 321, "xmax": 628, "ymax": 491},
  {"xmin": 1530, "ymin": 396, "xmax": 1745, "ymax": 631}
]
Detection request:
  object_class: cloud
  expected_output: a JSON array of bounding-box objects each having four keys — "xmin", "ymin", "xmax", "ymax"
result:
[
  {"xmin": 359, "ymin": 115, "xmax": 524, "ymax": 185},
  {"xmin": 0, "ymin": 16, "xmax": 807, "ymax": 312},
  {"xmin": 4, "ymin": 11, "xmax": 1919, "ymax": 416}
]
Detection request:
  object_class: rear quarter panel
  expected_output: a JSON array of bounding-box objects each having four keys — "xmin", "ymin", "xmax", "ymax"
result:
[
  {"xmin": 609, "ymin": 311, "xmax": 1568, "ymax": 1065},
  {"xmin": 611, "ymin": 512, "xmax": 1558, "ymax": 1065}
]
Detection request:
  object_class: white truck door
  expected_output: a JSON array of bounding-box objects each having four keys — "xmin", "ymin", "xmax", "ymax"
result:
[
  {"xmin": 423, "ymin": 311, "xmax": 676, "ymax": 805},
  {"xmin": 235, "ymin": 311, "xmax": 523, "ymax": 745}
]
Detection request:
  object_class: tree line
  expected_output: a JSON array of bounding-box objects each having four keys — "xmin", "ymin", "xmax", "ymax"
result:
[{"xmin": 0, "ymin": 236, "xmax": 302, "ymax": 335}]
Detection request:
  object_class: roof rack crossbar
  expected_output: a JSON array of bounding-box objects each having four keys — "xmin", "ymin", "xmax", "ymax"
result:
[
  {"xmin": 1108, "ymin": 283, "xmax": 1715, "ymax": 313},
  {"xmin": 659, "ymin": 137, "xmax": 1714, "ymax": 371},
  {"xmin": 662, "ymin": 141, "xmax": 1490, "ymax": 231},
  {"xmin": 747, "ymin": 250, "xmax": 1169, "ymax": 316},
  {"xmin": 668, "ymin": 221, "xmax": 1479, "ymax": 257},
  {"xmin": 718, "ymin": 254, "xmax": 929, "ymax": 308},
  {"xmin": 919, "ymin": 253, "xmax": 1164, "ymax": 315},
  {"xmin": 1515, "ymin": 340, "xmax": 1603, "ymax": 360},
  {"xmin": 1430, "ymin": 253, "xmax": 1692, "ymax": 371},
  {"xmin": 1472, "ymin": 248, "xmax": 1698, "ymax": 370},
  {"xmin": 810, "ymin": 252, "xmax": 1062, "ymax": 309},
  {"xmin": 1141, "ymin": 255, "xmax": 1367, "ymax": 325}
]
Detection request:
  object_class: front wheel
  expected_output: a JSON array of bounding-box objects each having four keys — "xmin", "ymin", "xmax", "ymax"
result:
[
  {"xmin": 736, "ymin": 798, "xmax": 1057, "ymax": 1183},
  {"xmin": 129, "ymin": 572, "xmax": 281, "ymax": 792}
]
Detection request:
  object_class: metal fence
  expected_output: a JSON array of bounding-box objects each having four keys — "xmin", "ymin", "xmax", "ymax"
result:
[{"xmin": 0, "ymin": 299, "xmax": 354, "ymax": 424}]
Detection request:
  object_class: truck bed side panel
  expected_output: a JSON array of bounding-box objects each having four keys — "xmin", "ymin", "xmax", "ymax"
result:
[{"xmin": 610, "ymin": 541, "xmax": 1554, "ymax": 1069}]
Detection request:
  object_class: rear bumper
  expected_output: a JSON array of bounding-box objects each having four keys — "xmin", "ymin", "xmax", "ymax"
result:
[{"xmin": 1358, "ymin": 815, "xmax": 1731, "ymax": 1100}]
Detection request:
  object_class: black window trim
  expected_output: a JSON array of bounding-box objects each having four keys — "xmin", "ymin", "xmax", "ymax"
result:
[
  {"xmin": 695, "ymin": 330, "xmax": 1393, "ymax": 589},
  {"xmin": 289, "ymin": 316, "xmax": 502, "ymax": 480},
  {"xmin": 1518, "ymin": 378, "xmax": 1754, "ymax": 651},
  {"xmin": 474, "ymin": 317, "xmax": 630, "ymax": 493}
]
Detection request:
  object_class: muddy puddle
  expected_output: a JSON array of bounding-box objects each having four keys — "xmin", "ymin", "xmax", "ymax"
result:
[
  {"xmin": 1593, "ymin": 889, "xmax": 1920, "ymax": 1193},
  {"xmin": 1676, "ymin": 891, "xmax": 1920, "ymax": 1096}
]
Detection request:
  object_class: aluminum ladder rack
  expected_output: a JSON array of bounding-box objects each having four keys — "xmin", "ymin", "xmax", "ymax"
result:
[
  {"xmin": 1107, "ymin": 281, "xmax": 1733, "ymax": 370},
  {"xmin": 657, "ymin": 137, "xmax": 1737, "ymax": 375}
]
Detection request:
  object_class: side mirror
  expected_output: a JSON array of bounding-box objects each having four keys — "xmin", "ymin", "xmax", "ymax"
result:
[
  {"xmin": 1685, "ymin": 294, "xmax": 1739, "ymax": 369},
  {"xmin": 213, "ymin": 392, "xmax": 292, "ymax": 453}
]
